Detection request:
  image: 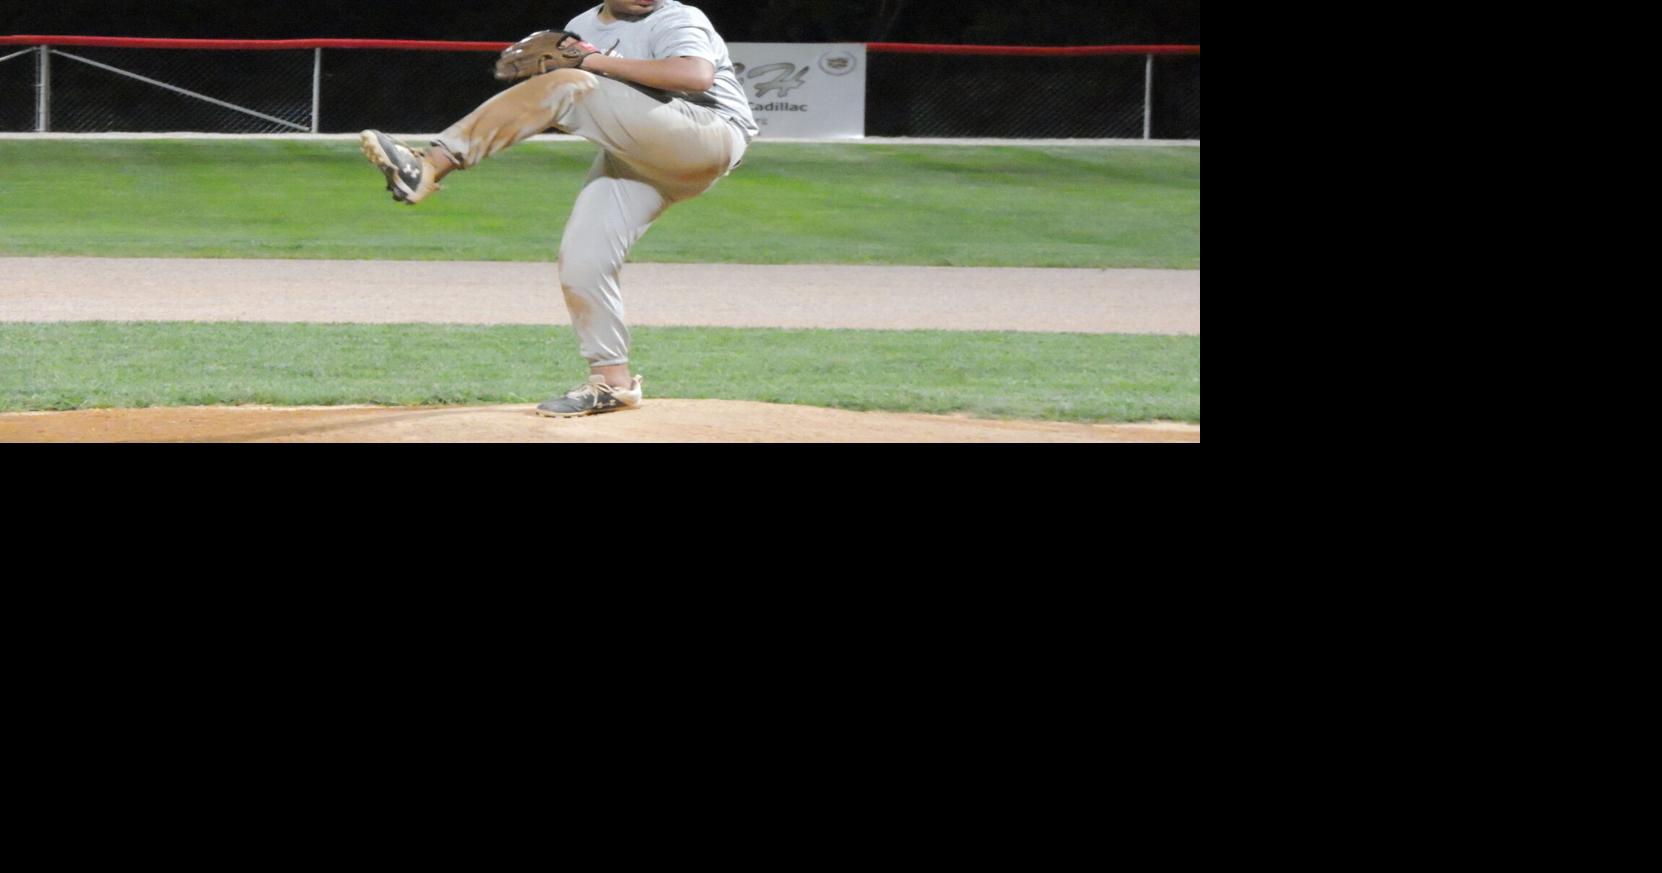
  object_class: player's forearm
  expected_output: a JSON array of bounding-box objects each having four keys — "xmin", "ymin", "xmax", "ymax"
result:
[{"xmin": 582, "ymin": 55, "xmax": 715, "ymax": 93}]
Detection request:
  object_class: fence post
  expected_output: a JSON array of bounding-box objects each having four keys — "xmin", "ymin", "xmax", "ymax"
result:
[
  {"xmin": 1142, "ymin": 53, "xmax": 1152, "ymax": 140},
  {"xmin": 36, "ymin": 45, "xmax": 51, "ymax": 133},
  {"xmin": 311, "ymin": 47, "xmax": 322, "ymax": 133}
]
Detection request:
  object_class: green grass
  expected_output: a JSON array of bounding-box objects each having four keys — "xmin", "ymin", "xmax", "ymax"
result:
[
  {"xmin": 0, "ymin": 322, "xmax": 1201, "ymax": 423},
  {"xmin": 0, "ymin": 140, "xmax": 1199, "ymax": 268},
  {"xmin": 0, "ymin": 140, "xmax": 1201, "ymax": 424}
]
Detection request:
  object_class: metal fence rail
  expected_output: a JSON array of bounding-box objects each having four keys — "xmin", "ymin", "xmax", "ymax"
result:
[{"xmin": 0, "ymin": 36, "xmax": 1199, "ymax": 138}]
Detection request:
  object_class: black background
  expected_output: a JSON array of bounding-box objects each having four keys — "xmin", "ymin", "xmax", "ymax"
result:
[
  {"xmin": 2, "ymin": 1, "xmax": 1201, "ymax": 45},
  {"xmin": 2, "ymin": 2, "xmax": 1200, "ymax": 136}
]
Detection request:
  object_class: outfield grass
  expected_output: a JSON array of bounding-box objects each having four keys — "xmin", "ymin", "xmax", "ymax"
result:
[
  {"xmin": 0, "ymin": 322, "xmax": 1201, "ymax": 423},
  {"xmin": 0, "ymin": 140, "xmax": 1200, "ymax": 268}
]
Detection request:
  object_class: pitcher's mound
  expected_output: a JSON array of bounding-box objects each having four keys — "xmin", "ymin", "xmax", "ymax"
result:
[{"xmin": 0, "ymin": 401, "xmax": 1199, "ymax": 443}]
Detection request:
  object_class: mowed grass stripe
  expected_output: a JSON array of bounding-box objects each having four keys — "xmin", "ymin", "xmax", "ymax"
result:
[
  {"xmin": 0, "ymin": 322, "xmax": 1201, "ymax": 423},
  {"xmin": 0, "ymin": 140, "xmax": 1199, "ymax": 269}
]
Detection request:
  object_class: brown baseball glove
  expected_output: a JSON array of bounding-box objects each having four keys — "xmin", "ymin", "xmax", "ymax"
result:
[{"xmin": 494, "ymin": 30, "xmax": 601, "ymax": 81}]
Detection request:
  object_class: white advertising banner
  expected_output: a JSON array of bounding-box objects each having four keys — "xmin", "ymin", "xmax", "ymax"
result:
[{"xmin": 728, "ymin": 43, "xmax": 866, "ymax": 139}]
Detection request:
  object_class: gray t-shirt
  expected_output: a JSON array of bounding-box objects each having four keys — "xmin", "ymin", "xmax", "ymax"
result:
[{"xmin": 565, "ymin": 1, "xmax": 758, "ymax": 139}]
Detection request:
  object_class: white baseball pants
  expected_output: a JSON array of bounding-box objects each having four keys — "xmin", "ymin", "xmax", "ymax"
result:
[{"xmin": 432, "ymin": 70, "xmax": 748, "ymax": 367}]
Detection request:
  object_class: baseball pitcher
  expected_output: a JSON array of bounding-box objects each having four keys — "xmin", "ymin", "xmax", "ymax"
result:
[{"xmin": 359, "ymin": 0, "xmax": 758, "ymax": 417}]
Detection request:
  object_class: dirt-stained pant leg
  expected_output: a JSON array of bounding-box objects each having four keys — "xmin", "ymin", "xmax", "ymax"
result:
[
  {"xmin": 555, "ymin": 152, "xmax": 666, "ymax": 365},
  {"xmin": 432, "ymin": 70, "xmax": 746, "ymax": 366}
]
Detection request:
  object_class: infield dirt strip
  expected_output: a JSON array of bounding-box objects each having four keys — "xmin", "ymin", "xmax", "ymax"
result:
[
  {"xmin": 0, "ymin": 257, "xmax": 1201, "ymax": 442},
  {"xmin": 0, "ymin": 257, "xmax": 1201, "ymax": 334}
]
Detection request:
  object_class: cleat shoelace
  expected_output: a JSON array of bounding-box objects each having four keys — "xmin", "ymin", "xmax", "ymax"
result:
[{"xmin": 564, "ymin": 382, "xmax": 611, "ymax": 402}]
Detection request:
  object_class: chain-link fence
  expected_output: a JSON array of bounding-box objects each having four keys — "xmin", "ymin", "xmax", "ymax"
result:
[
  {"xmin": 19, "ymin": 46, "xmax": 313, "ymax": 133},
  {"xmin": 0, "ymin": 46, "xmax": 40, "ymax": 131},
  {"xmin": 0, "ymin": 39, "xmax": 1199, "ymax": 138},
  {"xmin": 318, "ymin": 49, "xmax": 529, "ymax": 133},
  {"xmin": 0, "ymin": 41, "xmax": 534, "ymax": 134}
]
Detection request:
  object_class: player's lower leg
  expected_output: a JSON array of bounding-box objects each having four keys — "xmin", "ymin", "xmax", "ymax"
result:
[
  {"xmin": 592, "ymin": 363, "xmax": 633, "ymax": 389},
  {"xmin": 430, "ymin": 70, "xmax": 596, "ymax": 169},
  {"xmin": 423, "ymin": 144, "xmax": 461, "ymax": 183}
]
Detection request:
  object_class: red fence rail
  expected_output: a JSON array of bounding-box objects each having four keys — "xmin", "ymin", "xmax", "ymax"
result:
[
  {"xmin": 2, "ymin": 35, "xmax": 1199, "ymax": 56},
  {"xmin": 0, "ymin": 36, "xmax": 514, "ymax": 51},
  {"xmin": 867, "ymin": 43, "xmax": 1200, "ymax": 57}
]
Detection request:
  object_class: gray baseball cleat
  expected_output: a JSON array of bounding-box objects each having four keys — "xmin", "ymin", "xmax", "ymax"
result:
[
  {"xmin": 536, "ymin": 375, "xmax": 645, "ymax": 418},
  {"xmin": 359, "ymin": 130, "xmax": 441, "ymax": 205}
]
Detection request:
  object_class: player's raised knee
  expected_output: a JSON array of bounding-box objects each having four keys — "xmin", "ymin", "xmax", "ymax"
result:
[
  {"xmin": 502, "ymin": 67, "xmax": 597, "ymax": 107},
  {"xmin": 533, "ymin": 68, "xmax": 598, "ymax": 95}
]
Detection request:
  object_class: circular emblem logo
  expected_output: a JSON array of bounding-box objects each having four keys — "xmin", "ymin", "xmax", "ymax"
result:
[{"xmin": 818, "ymin": 51, "xmax": 857, "ymax": 77}]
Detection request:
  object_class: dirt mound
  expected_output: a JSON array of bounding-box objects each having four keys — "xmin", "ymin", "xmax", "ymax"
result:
[{"xmin": 0, "ymin": 402, "xmax": 1199, "ymax": 443}]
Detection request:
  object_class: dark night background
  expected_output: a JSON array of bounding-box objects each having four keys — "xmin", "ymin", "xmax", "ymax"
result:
[
  {"xmin": 3, "ymin": 2, "xmax": 1199, "ymax": 137},
  {"xmin": 2, "ymin": 1, "xmax": 1201, "ymax": 45}
]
